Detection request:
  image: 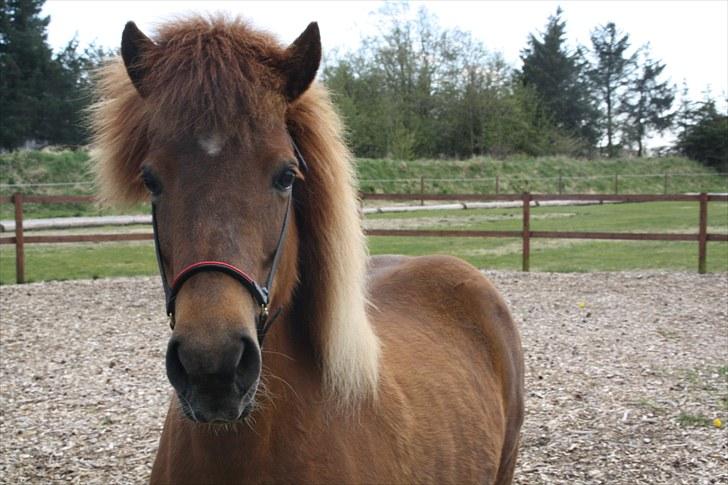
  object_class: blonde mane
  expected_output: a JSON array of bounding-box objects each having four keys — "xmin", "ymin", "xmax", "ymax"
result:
[
  {"xmin": 89, "ymin": 16, "xmax": 380, "ymax": 404},
  {"xmin": 288, "ymin": 84, "xmax": 380, "ymax": 404}
]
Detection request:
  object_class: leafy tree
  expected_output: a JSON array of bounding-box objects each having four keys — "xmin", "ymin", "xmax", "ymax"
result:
[
  {"xmin": 324, "ymin": 58, "xmax": 386, "ymax": 158},
  {"xmin": 622, "ymin": 48, "xmax": 675, "ymax": 157},
  {"xmin": 589, "ymin": 22, "xmax": 636, "ymax": 157},
  {"xmin": 520, "ymin": 8, "xmax": 599, "ymax": 150},
  {"xmin": 323, "ymin": 4, "xmax": 572, "ymax": 159}
]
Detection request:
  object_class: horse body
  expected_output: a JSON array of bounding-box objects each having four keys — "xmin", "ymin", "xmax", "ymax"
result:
[
  {"xmin": 91, "ymin": 16, "xmax": 523, "ymax": 484},
  {"xmin": 151, "ymin": 255, "xmax": 522, "ymax": 484}
]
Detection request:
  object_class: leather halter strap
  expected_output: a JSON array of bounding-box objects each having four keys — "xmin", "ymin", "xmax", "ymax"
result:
[{"xmin": 151, "ymin": 139, "xmax": 306, "ymax": 345}]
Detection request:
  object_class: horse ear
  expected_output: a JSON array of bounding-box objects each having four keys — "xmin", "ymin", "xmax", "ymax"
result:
[
  {"xmin": 281, "ymin": 22, "xmax": 321, "ymax": 101},
  {"xmin": 121, "ymin": 21, "xmax": 156, "ymax": 97}
]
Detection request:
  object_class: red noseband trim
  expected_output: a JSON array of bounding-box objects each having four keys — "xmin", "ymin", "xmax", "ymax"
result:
[{"xmin": 171, "ymin": 261, "xmax": 256, "ymax": 289}]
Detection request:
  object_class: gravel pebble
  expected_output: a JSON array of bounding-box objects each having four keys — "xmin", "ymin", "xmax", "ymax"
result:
[{"xmin": 1, "ymin": 271, "xmax": 727, "ymax": 484}]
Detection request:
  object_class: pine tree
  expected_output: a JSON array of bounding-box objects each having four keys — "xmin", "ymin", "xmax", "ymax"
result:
[
  {"xmin": 676, "ymin": 96, "xmax": 728, "ymax": 170},
  {"xmin": 589, "ymin": 22, "xmax": 636, "ymax": 157},
  {"xmin": 623, "ymin": 48, "xmax": 675, "ymax": 157},
  {"xmin": 520, "ymin": 8, "xmax": 599, "ymax": 150},
  {"xmin": 0, "ymin": 0, "xmax": 109, "ymax": 149},
  {"xmin": 0, "ymin": 0, "xmax": 55, "ymax": 149}
]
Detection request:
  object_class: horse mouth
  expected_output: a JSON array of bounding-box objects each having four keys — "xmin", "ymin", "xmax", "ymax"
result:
[{"xmin": 176, "ymin": 380, "xmax": 259, "ymax": 423}]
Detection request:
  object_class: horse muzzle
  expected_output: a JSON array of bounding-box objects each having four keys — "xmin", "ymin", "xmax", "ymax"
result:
[{"xmin": 165, "ymin": 331, "xmax": 262, "ymax": 423}]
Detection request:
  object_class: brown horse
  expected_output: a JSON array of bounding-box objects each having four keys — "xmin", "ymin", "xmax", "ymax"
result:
[{"xmin": 91, "ymin": 16, "xmax": 523, "ymax": 484}]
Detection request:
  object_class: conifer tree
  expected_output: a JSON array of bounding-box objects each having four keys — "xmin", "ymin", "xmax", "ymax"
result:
[
  {"xmin": 676, "ymin": 95, "xmax": 728, "ymax": 170},
  {"xmin": 623, "ymin": 48, "xmax": 675, "ymax": 157},
  {"xmin": 0, "ymin": 0, "xmax": 109, "ymax": 149},
  {"xmin": 520, "ymin": 8, "xmax": 598, "ymax": 150},
  {"xmin": 589, "ymin": 22, "xmax": 636, "ymax": 157},
  {"xmin": 0, "ymin": 0, "xmax": 55, "ymax": 149}
]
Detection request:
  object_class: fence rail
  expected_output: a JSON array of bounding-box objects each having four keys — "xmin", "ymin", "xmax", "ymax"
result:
[{"xmin": 1, "ymin": 192, "xmax": 727, "ymax": 283}]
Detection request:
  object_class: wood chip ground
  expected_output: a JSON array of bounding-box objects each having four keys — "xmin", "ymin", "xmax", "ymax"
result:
[{"xmin": 1, "ymin": 272, "xmax": 726, "ymax": 484}]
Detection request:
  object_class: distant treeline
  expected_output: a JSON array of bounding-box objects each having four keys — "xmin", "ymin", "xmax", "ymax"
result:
[
  {"xmin": 1, "ymin": 1, "xmax": 726, "ymax": 169},
  {"xmin": 323, "ymin": 4, "xmax": 727, "ymax": 168}
]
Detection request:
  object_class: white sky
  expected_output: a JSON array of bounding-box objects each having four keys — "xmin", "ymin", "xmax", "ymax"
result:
[
  {"xmin": 42, "ymin": 0, "xmax": 727, "ymax": 148},
  {"xmin": 42, "ymin": 0, "xmax": 727, "ymax": 102}
]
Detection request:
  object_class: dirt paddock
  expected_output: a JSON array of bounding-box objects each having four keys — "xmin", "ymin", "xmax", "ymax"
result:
[{"xmin": 1, "ymin": 271, "xmax": 726, "ymax": 484}]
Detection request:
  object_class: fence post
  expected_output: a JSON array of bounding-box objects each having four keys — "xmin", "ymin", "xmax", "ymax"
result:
[
  {"xmin": 698, "ymin": 192, "xmax": 708, "ymax": 274},
  {"xmin": 420, "ymin": 176, "xmax": 425, "ymax": 206},
  {"xmin": 614, "ymin": 174, "xmax": 619, "ymax": 194},
  {"xmin": 522, "ymin": 192, "xmax": 531, "ymax": 272},
  {"xmin": 495, "ymin": 175, "xmax": 500, "ymax": 195},
  {"xmin": 13, "ymin": 193, "xmax": 25, "ymax": 284},
  {"xmin": 664, "ymin": 173, "xmax": 669, "ymax": 194},
  {"xmin": 558, "ymin": 174, "xmax": 563, "ymax": 194}
]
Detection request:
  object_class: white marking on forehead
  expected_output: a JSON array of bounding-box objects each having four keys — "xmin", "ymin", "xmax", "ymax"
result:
[{"xmin": 198, "ymin": 133, "xmax": 226, "ymax": 156}]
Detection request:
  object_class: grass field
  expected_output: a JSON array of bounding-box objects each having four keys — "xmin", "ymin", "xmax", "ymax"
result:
[
  {"xmin": 2, "ymin": 149, "xmax": 726, "ymax": 219},
  {"xmin": 2, "ymin": 200, "xmax": 726, "ymax": 284},
  {"xmin": 357, "ymin": 156, "xmax": 728, "ymax": 195}
]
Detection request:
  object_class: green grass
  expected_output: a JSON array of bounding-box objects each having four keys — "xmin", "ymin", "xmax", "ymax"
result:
[
  {"xmin": 0, "ymin": 148, "xmax": 91, "ymax": 187},
  {"xmin": 676, "ymin": 412, "xmax": 712, "ymax": 428},
  {"xmin": 368, "ymin": 201, "xmax": 728, "ymax": 232},
  {"xmin": 368, "ymin": 201, "xmax": 728, "ymax": 272},
  {"xmin": 1, "ymin": 201, "xmax": 726, "ymax": 284},
  {"xmin": 719, "ymin": 366, "xmax": 728, "ymax": 379},
  {"xmin": 357, "ymin": 156, "xmax": 728, "ymax": 194},
  {"xmin": 0, "ymin": 148, "xmax": 153, "ymax": 220},
  {"xmin": 2, "ymin": 149, "xmax": 726, "ymax": 219},
  {"xmin": 0, "ymin": 243, "xmax": 158, "ymax": 284}
]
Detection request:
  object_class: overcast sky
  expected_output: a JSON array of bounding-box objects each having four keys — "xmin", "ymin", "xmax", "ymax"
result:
[{"xmin": 42, "ymin": 0, "xmax": 727, "ymax": 107}]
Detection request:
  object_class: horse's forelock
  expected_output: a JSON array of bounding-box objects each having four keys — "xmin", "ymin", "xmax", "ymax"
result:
[{"xmin": 145, "ymin": 16, "xmax": 287, "ymax": 138}]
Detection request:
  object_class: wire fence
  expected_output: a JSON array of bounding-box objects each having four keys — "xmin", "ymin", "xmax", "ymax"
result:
[
  {"xmin": 359, "ymin": 173, "xmax": 728, "ymax": 196},
  {"xmin": 2, "ymin": 172, "xmax": 726, "ymax": 195}
]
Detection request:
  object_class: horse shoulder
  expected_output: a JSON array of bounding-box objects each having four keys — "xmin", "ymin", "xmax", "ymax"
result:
[
  {"xmin": 369, "ymin": 254, "xmax": 516, "ymax": 341},
  {"xmin": 367, "ymin": 254, "xmax": 524, "ymax": 483}
]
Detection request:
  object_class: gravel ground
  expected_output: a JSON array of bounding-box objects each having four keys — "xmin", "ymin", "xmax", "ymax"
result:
[{"xmin": 1, "ymin": 272, "xmax": 726, "ymax": 484}]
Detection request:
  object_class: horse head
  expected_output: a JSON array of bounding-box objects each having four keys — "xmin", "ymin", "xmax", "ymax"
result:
[{"xmin": 118, "ymin": 18, "xmax": 320, "ymax": 423}]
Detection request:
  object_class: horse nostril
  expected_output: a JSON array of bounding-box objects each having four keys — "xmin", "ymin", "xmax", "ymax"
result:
[
  {"xmin": 235, "ymin": 337, "xmax": 247, "ymax": 370},
  {"xmin": 235, "ymin": 335, "xmax": 262, "ymax": 392},
  {"xmin": 166, "ymin": 337, "xmax": 188, "ymax": 391}
]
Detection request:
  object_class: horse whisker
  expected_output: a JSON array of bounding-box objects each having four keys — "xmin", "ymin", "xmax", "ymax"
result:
[
  {"xmin": 261, "ymin": 349, "xmax": 297, "ymax": 362},
  {"xmin": 264, "ymin": 372, "xmax": 303, "ymax": 405}
]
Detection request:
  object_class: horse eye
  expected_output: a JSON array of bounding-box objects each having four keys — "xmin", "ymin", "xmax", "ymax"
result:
[
  {"xmin": 273, "ymin": 167, "xmax": 296, "ymax": 191},
  {"xmin": 141, "ymin": 167, "xmax": 162, "ymax": 196}
]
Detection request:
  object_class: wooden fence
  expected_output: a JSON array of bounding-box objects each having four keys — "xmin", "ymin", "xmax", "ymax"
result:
[{"xmin": 1, "ymin": 192, "xmax": 727, "ymax": 283}]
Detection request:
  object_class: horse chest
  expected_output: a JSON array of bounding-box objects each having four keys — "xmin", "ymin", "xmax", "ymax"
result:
[{"xmin": 152, "ymin": 403, "xmax": 417, "ymax": 484}]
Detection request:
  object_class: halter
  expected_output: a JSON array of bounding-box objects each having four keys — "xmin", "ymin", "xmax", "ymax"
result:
[{"xmin": 151, "ymin": 139, "xmax": 308, "ymax": 345}]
